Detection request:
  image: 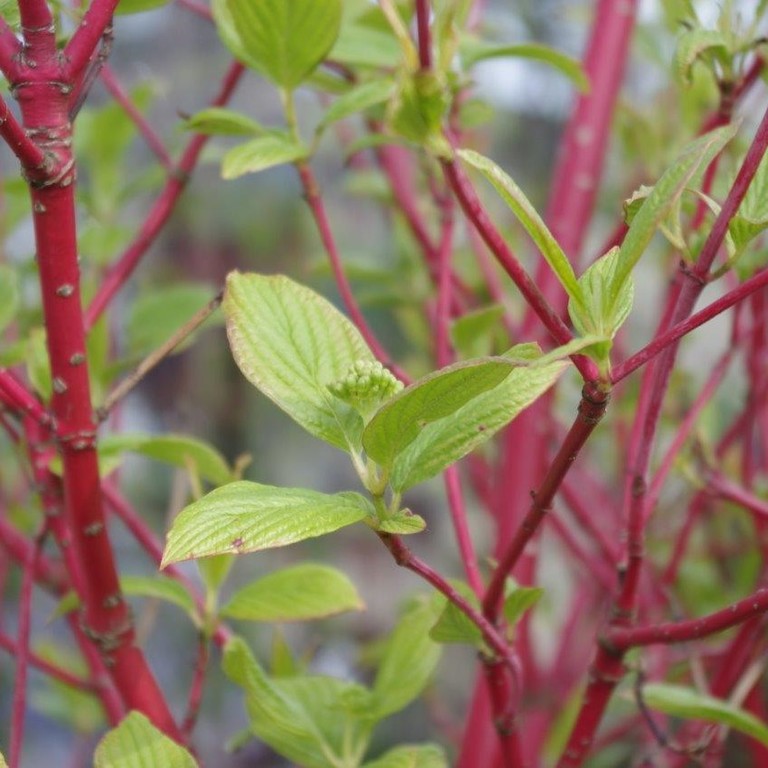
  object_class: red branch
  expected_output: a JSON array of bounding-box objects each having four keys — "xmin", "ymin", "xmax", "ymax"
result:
[
  {"xmin": 84, "ymin": 62, "xmax": 245, "ymax": 328},
  {"xmin": 64, "ymin": 0, "xmax": 120, "ymax": 83}
]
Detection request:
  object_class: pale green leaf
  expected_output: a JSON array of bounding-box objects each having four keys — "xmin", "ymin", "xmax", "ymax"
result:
[
  {"xmin": 223, "ymin": 272, "xmax": 375, "ymax": 451},
  {"xmin": 503, "ymin": 585, "xmax": 544, "ymax": 627},
  {"xmin": 387, "ymin": 71, "xmax": 451, "ymax": 150},
  {"xmin": 375, "ymin": 510, "xmax": 426, "ymax": 534},
  {"xmin": 211, "ymin": 0, "xmax": 264, "ymax": 71},
  {"xmin": 372, "ymin": 595, "xmax": 443, "ymax": 718},
  {"xmin": 0, "ymin": 751, "xmax": 7, "ymax": 767},
  {"xmin": 429, "ymin": 581, "xmax": 483, "ymax": 649},
  {"xmin": 101, "ymin": 433, "xmax": 233, "ymax": 486},
  {"xmin": 223, "ymin": 637, "xmax": 373, "ymax": 768},
  {"xmin": 362, "ymin": 744, "xmax": 448, "ymax": 768},
  {"xmin": 642, "ymin": 683, "xmax": 768, "ymax": 747},
  {"xmin": 198, "ymin": 554, "xmax": 235, "ymax": 595},
  {"xmin": 222, "ymin": 563, "xmax": 364, "ymax": 622},
  {"xmin": 611, "ymin": 124, "xmax": 737, "ymax": 307},
  {"xmin": 460, "ymin": 40, "xmax": 589, "ymax": 92},
  {"xmin": 0, "ymin": 264, "xmax": 18, "ymax": 335},
  {"xmin": 390, "ymin": 359, "xmax": 567, "ymax": 491},
  {"xmin": 185, "ymin": 107, "xmax": 266, "ymax": 136},
  {"xmin": 115, "ymin": 0, "xmax": 170, "ymax": 15},
  {"xmin": 227, "ymin": 0, "xmax": 342, "ymax": 89},
  {"xmin": 162, "ymin": 481, "xmax": 372, "ymax": 566},
  {"xmin": 675, "ymin": 28, "xmax": 729, "ymax": 85},
  {"xmin": 569, "ymin": 247, "xmax": 634, "ymax": 339},
  {"xmin": 93, "ymin": 712, "xmax": 197, "ymax": 767},
  {"xmin": 363, "ymin": 358, "xmax": 516, "ymax": 470},
  {"xmin": 450, "ymin": 304, "xmax": 504, "ymax": 359},
  {"xmin": 26, "ymin": 328, "xmax": 51, "ymax": 400},
  {"xmin": 331, "ymin": 22, "xmax": 400, "ymax": 68},
  {"xmin": 126, "ymin": 283, "xmax": 219, "ymax": 359},
  {"xmin": 222, "ymin": 134, "xmax": 309, "ymax": 180},
  {"xmin": 317, "ymin": 79, "xmax": 395, "ymax": 133},
  {"xmin": 729, "ymin": 153, "xmax": 768, "ymax": 253},
  {"xmin": 457, "ymin": 148, "xmax": 583, "ymax": 308},
  {"xmin": 121, "ymin": 575, "xmax": 197, "ymax": 619}
]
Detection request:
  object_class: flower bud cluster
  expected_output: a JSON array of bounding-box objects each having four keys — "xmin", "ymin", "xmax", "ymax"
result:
[{"xmin": 328, "ymin": 359, "xmax": 402, "ymax": 413}]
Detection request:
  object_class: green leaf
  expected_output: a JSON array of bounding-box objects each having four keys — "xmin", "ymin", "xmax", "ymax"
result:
[
  {"xmin": 641, "ymin": 683, "xmax": 768, "ymax": 747},
  {"xmin": 126, "ymin": 283, "xmax": 219, "ymax": 359},
  {"xmin": 120, "ymin": 575, "xmax": 197, "ymax": 620},
  {"xmin": 362, "ymin": 744, "xmax": 448, "ymax": 768},
  {"xmin": 227, "ymin": 0, "xmax": 342, "ymax": 89},
  {"xmin": 363, "ymin": 358, "xmax": 515, "ymax": 469},
  {"xmin": 450, "ymin": 304, "xmax": 505, "ymax": 359},
  {"xmin": 223, "ymin": 272, "xmax": 375, "ymax": 451},
  {"xmin": 503, "ymin": 585, "xmax": 544, "ymax": 627},
  {"xmin": 375, "ymin": 509, "xmax": 426, "ymax": 534},
  {"xmin": 569, "ymin": 246, "xmax": 634, "ymax": 342},
  {"xmin": 0, "ymin": 264, "xmax": 18, "ymax": 335},
  {"xmin": 93, "ymin": 712, "xmax": 197, "ymax": 767},
  {"xmin": 372, "ymin": 595, "xmax": 443, "ymax": 718},
  {"xmin": 101, "ymin": 433, "xmax": 233, "ymax": 486},
  {"xmin": 0, "ymin": 752, "xmax": 6, "ymax": 768},
  {"xmin": 222, "ymin": 134, "xmax": 309, "ymax": 180},
  {"xmin": 198, "ymin": 554, "xmax": 235, "ymax": 595},
  {"xmin": 429, "ymin": 581, "xmax": 483, "ymax": 649},
  {"xmin": 162, "ymin": 481, "xmax": 372, "ymax": 566},
  {"xmin": 26, "ymin": 328, "xmax": 51, "ymax": 401},
  {"xmin": 211, "ymin": 0, "xmax": 264, "ymax": 71},
  {"xmin": 115, "ymin": 0, "xmax": 170, "ymax": 15},
  {"xmin": 223, "ymin": 637, "xmax": 373, "ymax": 768},
  {"xmin": 185, "ymin": 107, "xmax": 266, "ymax": 136},
  {"xmin": 389, "ymin": 357, "xmax": 567, "ymax": 491},
  {"xmin": 729, "ymin": 152, "xmax": 768, "ymax": 255},
  {"xmin": 221, "ymin": 563, "xmax": 364, "ymax": 622},
  {"xmin": 457, "ymin": 148, "xmax": 583, "ymax": 308},
  {"xmin": 610, "ymin": 124, "xmax": 737, "ymax": 307},
  {"xmin": 387, "ymin": 71, "xmax": 451, "ymax": 151},
  {"xmin": 460, "ymin": 40, "xmax": 589, "ymax": 92},
  {"xmin": 317, "ymin": 79, "xmax": 395, "ymax": 133},
  {"xmin": 674, "ymin": 28, "xmax": 730, "ymax": 85},
  {"xmin": 331, "ymin": 21, "xmax": 400, "ymax": 68}
]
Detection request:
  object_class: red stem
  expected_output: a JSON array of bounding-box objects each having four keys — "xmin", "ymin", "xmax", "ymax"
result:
[
  {"xmin": 612, "ymin": 266, "xmax": 768, "ymax": 383},
  {"xmin": 8, "ymin": 526, "xmax": 44, "ymax": 768},
  {"xmin": 0, "ymin": 95, "xmax": 48, "ymax": 171},
  {"xmin": 181, "ymin": 635, "xmax": 210, "ymax": 740},
  {"xmin": 296, "ymin": 161, "xmax": 408, "ymax": 382},
  {"xmin": 64, "ymin": 0, "xmax": 119, "ymax": 83},
  {"xmin": 0, "ymin": 370, "xmax": 50, "ymax": 426},
  {"xmin": 444, "ymin": 467, "xmax": 484, "ymax": 597},
  {"xmin": 607, "ymin": 588, "xmax": 768, "ymax": 650},
  {"xmin": 483, "ymin": 382, "xmax": 610, "ymax": 621},
  {"xmin": 415, "ymin": 0, "xmax": 431, "ymax": 70},
  {"xmin": 0, "ymin": 629, "xmax": 97, "ymax": 691},
  {"xmin": 0, "ymin": 19, "xmax": 20, "ymax": 76},
  {"xmin": 85, "ymin": 61, "xmax": 245, "ymax": 328},
  {"xmin": 100, "ymin": 64, "xmax": 173, "ymax": 170}
]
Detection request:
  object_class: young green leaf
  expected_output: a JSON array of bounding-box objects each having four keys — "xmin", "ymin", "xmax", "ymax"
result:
[
  {"xmin": 0, "ymin": 264, "xmax": 18, "ymax": 336},
  {"xmin": 223, "ymin": 637, "xmax": 373, "ymax": 768},
  {"xmin": 197, "ymin": 554, "xmax": 235, "ymax": 596},
  {"xmin": 115, "ymin": 0, "xmax": 171, "ymax": 15},
  {"xmin": 221, "ymin": 563, "xmax": 364, "ymax": 622},
  {"xmin": 372, "ymin": 595, "xmax": 443, "ymax": 719},
  {"xmin": 93, "ymin": 712, "xmax": 197, "ymax": 767},
  {"xmin": 389, "ymin": 358, "xmax": 567, "ymax": 491},
  {"xmin": 388, "ymin": 70, "xmax": 451, "ymax": 151},
  {"xmin": 450, "ymin": 304, "xmax": 505, "ymax": 359},
  {"xmin": 729, "ymin": 153, "xmax": 768, "ymax": 256},
  {"xmin": 503, "ymin": 584, "xmax": 544, "ymax": 627},
  {"xmin": 460, "ymin": 40, "xmax": 589, "ymax": 92},
  {"xmin": 317, "ymin": 79, "xmax": 395, "ymax": 133},
  {"xmin": 330, "ymin": 21, "xmax": 401, "ymax": 68},
  {"xmin": 185, "ymin": 107, "xmax": 266, "ymax": 136},
  {"xmin": 568, "ymin": 247, "xmax": 634, "ymax": 342},
  {"xmin": 362, "ymin": 743, "xmax": 448, "ymax": 768},
  {"xmin": 457, "ymin": 148, "xmax": 584, "ymax": 308},
  {"xmin": 211, "ymin": 0, "xmax": 264, "ymax": 71},
  {"xmin": 226, "ymin": 0, "xmax": 342, "ymax": 89},
  {"xmin": 224, "ymin": 272, "xmax": 375, "ymax": 451},
  {"xmin": 674, "ymin": 28, "xmax": 730, "ymax": 85},
  {"xmin": 0, "ymin": 751, "xmax": 7, "ymax": 767},
  {"xmin": 102, "ymin": 433, "xmax": 233, "ymax": 486},
  {"xmin": 162, "ymin": 481, "xmax": 372, "ymax": 566},
  {"xmin": 374, "ymin": 509, "xmax": 426, "ymax": 534},
  {"xmin": 610, "ymin": 123, "xmax": 737, "ymax": 307},
  {"xmin": 641, "ymin": 683, "xmax": 768, "ymax": 747},
  {"xmin": 429, "ymin": 581, "xmax": 484, "ymax": 649},
  {"xmin": 363, "ymin": 358, "xmax": 515, "ymax": 470},
  {"xmin": 221, "ymin": 134, "xmax": 309, "ymax": 180},
  {"xmin": 120, "ymin": 575, "xmax": 198, "ymax": 620}
]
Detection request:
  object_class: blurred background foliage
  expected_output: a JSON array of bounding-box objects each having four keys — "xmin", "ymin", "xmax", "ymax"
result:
[{"xmin": 1, "ymin": 0, "xmax": 767, "ymax": 765}]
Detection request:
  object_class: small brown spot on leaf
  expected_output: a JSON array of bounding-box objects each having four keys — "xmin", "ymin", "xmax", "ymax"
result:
[{"xmin": 232, "ymin": 537, "xmax": 244, "ymax": 550}]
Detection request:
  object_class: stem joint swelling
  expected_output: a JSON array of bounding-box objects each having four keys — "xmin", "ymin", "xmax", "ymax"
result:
[{"xmin": 80, "ymin": 607, "xmax": 133, "ymax": 657}]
